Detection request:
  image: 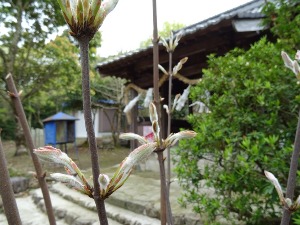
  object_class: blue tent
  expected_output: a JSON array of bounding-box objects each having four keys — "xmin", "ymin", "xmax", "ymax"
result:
[{"xmin": 43, "ymin": 112, "xmax": 79, "ymax": 154}]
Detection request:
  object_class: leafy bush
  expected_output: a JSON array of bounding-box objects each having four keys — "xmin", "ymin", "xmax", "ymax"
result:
[
  {"xmin": 0, "ymin": 100, "xmax": 16, "ymax": 140},
  {"xmin": 174, "ymin": 38, "xmax": 300, "ymax": 224}
]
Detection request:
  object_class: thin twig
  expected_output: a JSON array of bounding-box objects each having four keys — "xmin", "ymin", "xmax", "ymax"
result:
[
  {"xmin": 280, "ymin": 110, "xmax": 300, "ymax": 225},
  {"xmin": 167, "ymin": 50, "xmax": 173, "ymax": 192},
  {"xmin": 78, "ymin": 36, "xmax": 108, "ymax": 225},
  {"xmin": 157, "ymin": 150, "xmax": 174, "ymax": 225},
  {"xmin": 6, "ymin": 73, "xmax": 56, "ymax": 225},
  {"xmin": 152, "ymin": 0, "xmax": 173, "ymax": 224},
  {"xmin": 0, "ymin": 129, "xmax": 22, "ymax": 225}
]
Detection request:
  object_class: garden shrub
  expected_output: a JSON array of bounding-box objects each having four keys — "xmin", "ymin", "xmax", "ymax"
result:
[{"xmin": 174, "ymin": 38, "xmax": 300, "ymax": 224}]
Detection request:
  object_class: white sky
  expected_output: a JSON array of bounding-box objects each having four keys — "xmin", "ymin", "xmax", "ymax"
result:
[{"xmin": 98, "ymin": 0, "xmax": 253, "ymax": 57}]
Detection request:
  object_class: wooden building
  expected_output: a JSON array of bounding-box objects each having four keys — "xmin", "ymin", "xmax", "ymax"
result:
[{"xmin": 95, "ymin": 0, "xmax": 271, "ymax": 146}]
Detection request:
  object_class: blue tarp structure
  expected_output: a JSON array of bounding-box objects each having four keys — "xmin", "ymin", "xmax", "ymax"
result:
[{"xmin": 43, "ymin": 112, "xmax": 79, "ymax": 155}]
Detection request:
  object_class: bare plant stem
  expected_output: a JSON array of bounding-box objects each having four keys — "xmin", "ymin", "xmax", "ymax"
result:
[
  {"xmin": 167, "ymin": 51, "xmax": 173, "ymax": 191},
  {"xmin": 152, "ymin": 0, "xmax": 173, "ymax": 224},
  {"xmin": 280, "ymin": 110, "xmax": 300, "ymax": 225},
  {"xmin": 77, "ymin": 36, "xmax": 108, "ymax": 225},
  {"xmin": 152, "ymin": 0, "xmax": 160, "ymax": 108},
  {"xmin": 152, "ymin": 0, "xmax": 165, "ymax": 224},
  {"xmin": 0, "ymin": 129, "xmax": 22, "ymax": 225},
  {"xmin": 6, "ymin": 74, "xmax": 56, "ymax": 225},
  {"xmin": 157, "ymin": 150, "xmax": 174, "ymax": 225}
]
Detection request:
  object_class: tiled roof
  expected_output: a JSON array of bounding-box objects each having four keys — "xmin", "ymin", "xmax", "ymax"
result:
[
  {"xmin": 96, "ymin": 0, "xmax": 266, "ymax": 68},
  {"xmin": 42, "ymin": 112, "xmax": 78, "ymax": 122}
]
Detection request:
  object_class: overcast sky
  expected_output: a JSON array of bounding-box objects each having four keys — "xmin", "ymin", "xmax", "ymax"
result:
[{"xmin": 98, "ymin": 0, "xmax": 253, "ymax": 57}]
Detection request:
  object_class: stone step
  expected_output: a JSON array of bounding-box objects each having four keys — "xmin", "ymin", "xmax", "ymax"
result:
[
  {"xmin": 0, "ymin": 193, "xmax": 68, "ymax": 225},
  {"xmin": 49, "ymin": 174, "xmax": 201, "ymax": 225},
  {"xmin": 31, "ymin": 188, "xmax": 122, "ymax": 225},
  {"xmin": 47, "ymin": 182, "xmax": 161, "ymax": 225},
  {"xmin": 0, "ymin": 172, "xmax": 201, "ymax": 225}
]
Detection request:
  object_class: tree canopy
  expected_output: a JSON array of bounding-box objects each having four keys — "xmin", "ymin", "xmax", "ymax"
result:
[{"xmin": 0, "ymin": 1, "xmax": 81, "ymax": 142}]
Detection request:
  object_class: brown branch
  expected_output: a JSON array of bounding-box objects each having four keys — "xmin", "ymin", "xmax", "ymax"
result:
[
  {"xmin": 124, "ymin": 83, "xmax": 146, "ymax": 105},
  {"xmin": 92, "ymin": 102, "xmax": 119, "ymax": 110},
  {"xmin": 78, "ymin": 36, "xmax": 108, "ymax": 225},
  {"xmin": 5, "ymin": 73, "xmax": 57, "ymax": 225},
  {"xmin": 167, "ymin": 51, "xmax": 172, "ymax": 193},
  {"xmin": 281, "ymin": 109, "xmax": 300, "ymax": 225},
  {"xmin": 0, "ymin": 129, "xmax": 22, "ymax": 225},
  {"xmin": 174, "ymin": 73, "xmax": 201, "ymax": 85},
  {"xmin": 152, "ymin": 0, "xmax": 173, "ymax": 224}
]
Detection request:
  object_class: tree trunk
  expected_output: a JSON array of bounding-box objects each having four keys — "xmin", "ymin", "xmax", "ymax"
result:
[{"xmin": 13, "ymin": 106, "xmax": 27, "ymax": 156}]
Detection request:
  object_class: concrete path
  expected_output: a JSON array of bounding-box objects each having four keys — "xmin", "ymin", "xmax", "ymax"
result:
[
  {"xmin": 0, "ymin": 194, "xmax": 68, "ymax": 225},
  {"xmin": 0, "ymin": 167, "xmax": 202, "ymax": 225}
]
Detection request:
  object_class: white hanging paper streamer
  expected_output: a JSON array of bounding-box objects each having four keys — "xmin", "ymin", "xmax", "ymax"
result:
[
  {"xmin": 175, "ymin": 85, "xmax": 191, "ymax": 111},
  {"xmin": 189, "ymin": 101, "xmax": 211, "ymax": 113},
  {"xmin": 163, "ymin": 104, "xmax": 169, "ymax": 114},
  {"xmin": 143, "ymin": 88, "xmax": 153, "ymax": 108},
  {"xmin": 123, "ymin": 94, "xmax": 141, "ymax": 113}
]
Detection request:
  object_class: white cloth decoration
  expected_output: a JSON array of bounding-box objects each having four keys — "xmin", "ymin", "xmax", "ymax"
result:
[
  {"xmin": 143, "ymin": 88, "xmax": 153, "ymax": 108},
  {"xmin": 189, "ymin": 101, "xmax": 211, "ymax": 113},
  {"xmin": 123, "ymin": 94, "xmax": 141, "ymax": 113},
  {"xmin": 175, "ymin": 85, "xmax": 191, "ymax": 111}
]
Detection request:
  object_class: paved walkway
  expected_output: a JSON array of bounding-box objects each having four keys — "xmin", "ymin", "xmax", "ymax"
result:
[{"xmin": 0, "ymin": 172, "xmax": 202, "ymax": 225}]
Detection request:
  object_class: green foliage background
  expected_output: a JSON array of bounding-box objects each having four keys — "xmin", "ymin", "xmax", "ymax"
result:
[{"xmin": 174, "ymin": 0, "xmax": 300, "ymax": 224}]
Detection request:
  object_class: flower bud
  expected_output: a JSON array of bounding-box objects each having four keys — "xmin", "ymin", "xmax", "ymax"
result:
[
  {"xmin": 57, "ymin": 0, "xmax": 119, "ymax": 38},
  {"xmin": 164, "ymin": 130, "xmax": 197, "ymax": 148},
  {"xmin": 98, "ymin": 174, "xmax": 110, "ymax": 197},
  {"xmin": 149, "ymin": 102, "xmax": 158, "ymax": 123},
  {"xmin": 107, "ymin": 143, "xmax": 157, "ymax": 196},
  {"xmin": 119, "ymin": 133, "xmax": 148, "ymax": 145},
  {"xmin": 264, "ymin": 170, "xmax": 285, "ymax": 204},
  {"xmin": 50, "ymin": 173, "xmax": 90, "ymax": 194},
  {"xmin": 34, "ymin": 146, "xmax": 76, "ymax": 174},
  {"xmin": 295, "ymin": 50, "xmax": 300, "ymax": 61},
  {"xmin": 158, "ymin": 64, "xmax": 168, "ymax": 75},
  {"xmin": 282, "ymin": 51, "xmax": 294, "ymax": 71}
]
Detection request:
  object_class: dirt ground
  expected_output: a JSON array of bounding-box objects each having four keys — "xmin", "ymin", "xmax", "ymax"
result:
[
  {"xmin": 1, "ymin": 140, "xmax": 161, "ymax": 180},
  {"xmin": 1, "ymin": 140, "xmax": 132, "ymax": 179}
]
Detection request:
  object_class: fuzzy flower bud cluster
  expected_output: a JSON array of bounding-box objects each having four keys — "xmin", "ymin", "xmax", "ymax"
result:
[
  {"xmin": 34, "ymin": 146, "xmax": 93, "ymax": 197},
  {"xmin": 161, "ymin": 31, "xmax": 183, "ymax": 53},
  {"xmin": 34, "ymin": 104, "xmax": 196, "ymax": 200},
  {"xmin": 120, "ymin": 102, "xmax": 197, "ymax": 151},
  {"xmin": 34, "ymin": 143, "xmax": 157, "ymax": 199},
  {"xmin": 57, "ymin": 0, "xmax": 119, "ymax": 38}
]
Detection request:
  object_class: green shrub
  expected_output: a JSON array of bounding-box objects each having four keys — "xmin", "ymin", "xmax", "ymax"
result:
[{"xmin": 174, "ymin": 38, "xmax": 300, "ymax": 224}]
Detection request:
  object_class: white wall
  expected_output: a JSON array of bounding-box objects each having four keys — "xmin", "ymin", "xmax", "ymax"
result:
[{"xmin": 74, "ymin": 110, "xmax": 100, "ymax": 138}]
